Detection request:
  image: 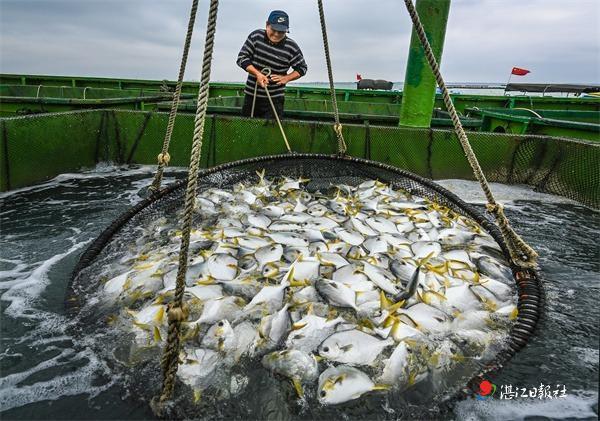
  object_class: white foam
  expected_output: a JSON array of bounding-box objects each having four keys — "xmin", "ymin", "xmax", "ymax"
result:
[
  {"xmin": 0, "ymin": 240, "xmax": 88, "ymax": 318},
  {"xmin": 454, "ymin": 390, "xmax": 598, "ymax": 420},
  {"xmin": 0, "ymin": 347, "xmax": 115, "ymax": 412},
  {"xmin": 0, "ymin": 164, "xmax": 174, "ymax": 199},
  {"xmin": 436, "ymin": 180, "xmax": 581, "ymax": 206}
]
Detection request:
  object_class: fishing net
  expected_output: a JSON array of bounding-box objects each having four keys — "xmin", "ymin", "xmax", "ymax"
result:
[{"xmin": 69, "ymin": 154, "xmax": 542, "ymax": 419}]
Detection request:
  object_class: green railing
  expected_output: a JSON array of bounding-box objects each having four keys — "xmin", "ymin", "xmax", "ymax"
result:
[{"xmin": 1, "ymin": 109, "xmax": 597, "ymax": 208}]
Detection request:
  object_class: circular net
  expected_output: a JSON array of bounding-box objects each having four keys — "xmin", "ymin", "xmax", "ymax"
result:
[{"xmin": 69, "ymin": 154, "xmax": 542, "ymax": 419}]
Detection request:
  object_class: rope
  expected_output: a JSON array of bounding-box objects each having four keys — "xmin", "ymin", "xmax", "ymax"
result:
[
  {"xmin": 150, "ymin": 0, "xmax": 199, "ymax": 192},
  {"xmin": 251, "ymin": 67, "xmax": 292, "ymax": 153},
  {"xmin": 402, "ymin": 0, "xmax": 538, "ymax": 268},
  {"xmin": 158, "ymin": 0, "xmax": 219, "ymax": 405},
  {"xmin": 317, "ymin": 0, "xmax": 347, "ymax": 155}
]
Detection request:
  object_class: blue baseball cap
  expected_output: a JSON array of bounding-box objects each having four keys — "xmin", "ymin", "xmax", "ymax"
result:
[{"xmin": 268, "ymin": 10, "xmax": 289, "ymax": 32}]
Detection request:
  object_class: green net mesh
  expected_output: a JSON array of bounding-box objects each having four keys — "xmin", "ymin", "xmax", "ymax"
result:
[{"xmin": 1, "ymin": 110, "xmax": 598, "ymax": 208}]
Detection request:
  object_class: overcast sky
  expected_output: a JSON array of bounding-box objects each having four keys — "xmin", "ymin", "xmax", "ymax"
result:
[{"xmin": 1, "ymin": 0, "xmax": 599, "ymax": 84}]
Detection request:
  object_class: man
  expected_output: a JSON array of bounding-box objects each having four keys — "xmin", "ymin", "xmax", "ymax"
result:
[{"xmin": 237, "ymin": 10, "xmax": 307, "ymax": 119}]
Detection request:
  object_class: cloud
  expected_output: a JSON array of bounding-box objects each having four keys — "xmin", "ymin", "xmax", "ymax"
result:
[{"xmin": 1, "ymin": 0, "xmax": 598, "ymax": 83}]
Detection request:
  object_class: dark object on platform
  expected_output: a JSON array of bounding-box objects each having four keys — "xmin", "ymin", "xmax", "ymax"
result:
[
  {"xmin": 357, "ymin": 79, "xmax": 394, "ymax": 90},
  {"xmin": 505, "ymin": 83, "xmax": 600, "ymax": 94}
]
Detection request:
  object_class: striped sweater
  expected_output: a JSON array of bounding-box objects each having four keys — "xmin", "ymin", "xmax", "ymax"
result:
[{"xmin": 237, "ymin": 29, "xmax": 307, "ymax": 98}]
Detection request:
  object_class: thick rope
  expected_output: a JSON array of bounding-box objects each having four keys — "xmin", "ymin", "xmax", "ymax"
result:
[
  {"xmin": 261, "ymin": 68, "xmax": 292, "ymax": 153},
  {"xmin": 150, "ymin": 0, "xmax": 199, "ymax": 192},
  {"xmin": 403, "ymin": 0, "xmax": 537, "ymax": 268},
  {"xmin": 264, "ymin": 86, "xmax": 292, "ymax": 153},
  {"xmin": 158, "ymin": 0, "xmax": 219, "ymax": 404},
  {"xmin": 317, "ymin": 0, "xmax": 347, "ymax": 155}
]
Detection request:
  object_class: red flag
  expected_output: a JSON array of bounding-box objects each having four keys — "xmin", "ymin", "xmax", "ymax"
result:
[
  {"xmin": 511, "ymin": 67, "xmax": 530, "ymax": 76},
  {"xmin": 356, "ymin": 73, "xmax": 362, "ymax": 81}
]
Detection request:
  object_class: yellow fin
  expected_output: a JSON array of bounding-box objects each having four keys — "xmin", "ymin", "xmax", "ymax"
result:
[
  {"xmin": 154, "ymin": 306, "xmax": 165, "ymax": 323},
  {"xmin": 292, "ymin": 378, "xmax": 304, "ymax": 398},
  {"xmin": 379, "ymin": 291, "xmax": 392, "ymax": 310},
  {"xmin": 153, "ymin": 326, "xmax": 162, "ymax": 342},
  {"xmin": 509, "ymin": 307, "xmax": 519, "ymax": 321},
  {"xmin": 358, "ymin": 319, "xmax": 375, "ymax": 330},
  {"xmin": 291, "ymin": 322, "xmax": 307, "ymax": 331},
  {"xmin": 426, "ymin": 290, "xmax": 447, "ymax": 301},
  {"xmin": 193, "ymin": 389, "xmax": 202, "ymax": 403},
  {"xmin": 383, "ymin": 314, "xmax": 398, "ymax": 329},
  {"xmin": 132, "ymin": 321, "xmax": 152, "ymax": 331},
  {"xmin": 388, "ymin": 299, "xmax": 405, "ymax": 313},
  {"xmin": 133, "ymin": 262, "xmax": 156, "ymax": 270},
  {"xmin": 289, "ymin": 278, "xmax": 310, "ymax": 288},
  {"xmin": 196, "ymin": 276, "xmax": 215, "ymax": 285},
  {"xmin": 408, "ymin": 371, "xmax": 417, "ymax": 386},
  {"xmin": 372, "ymin": 384, "xmax": 391, "ymax": 391}
]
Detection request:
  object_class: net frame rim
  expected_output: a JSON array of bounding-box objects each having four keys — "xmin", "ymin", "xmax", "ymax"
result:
[{"xmin": 68, "ymin": 152, "xmax": 543, "ymax": 406}]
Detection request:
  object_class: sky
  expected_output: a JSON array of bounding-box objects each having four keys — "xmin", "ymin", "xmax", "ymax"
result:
[{"xmin": 1, "ymin": 0, "xmax": 599, "ymax": 84}]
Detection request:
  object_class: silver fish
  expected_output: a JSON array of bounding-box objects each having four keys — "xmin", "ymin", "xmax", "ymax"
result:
[
  {"xmin": 318, "ymin": 329, "xmax": 393, "ymax": 365},
  {"xmin": 317, "ymin": 365, "xmax": 386, "ymax": 405}
]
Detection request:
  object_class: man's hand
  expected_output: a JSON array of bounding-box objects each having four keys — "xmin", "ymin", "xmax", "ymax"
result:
[
  {"xmin": 256, "ymin": 72, "xmax": 270, "ymax": 88},
  {"xmin": 270, "ymin": 74, "xmax": 290, "ymax": 86}
]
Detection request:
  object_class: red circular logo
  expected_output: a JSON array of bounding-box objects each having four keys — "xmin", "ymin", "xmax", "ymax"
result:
[{"xmin": 479, "ymin": 380, "xmax": 493, "ymax": 396}]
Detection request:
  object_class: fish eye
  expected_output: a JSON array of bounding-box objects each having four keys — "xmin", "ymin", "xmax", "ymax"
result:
[
  {"xmin": 323, "ymin": 346, "xmax": 329, "ymax": 352},
  {"xmin": 320, "ymin": 390, "xmax": 327, "ymax": 397},
  {"xmin": 218, "ymin": 321, "xmax": 224, "ymax": 327}
]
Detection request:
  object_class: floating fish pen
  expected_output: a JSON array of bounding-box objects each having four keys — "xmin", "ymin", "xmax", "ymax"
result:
[{"xmin": 1, "ymin": 0, "xmax": 599, "ymax": 419}]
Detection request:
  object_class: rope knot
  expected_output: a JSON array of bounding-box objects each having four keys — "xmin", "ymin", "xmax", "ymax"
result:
[
  {"xmin": 167, "ymin": 303, "xmax": 188, "ymax": 322},
  {"xmin": 485, "ymin": 202, "xmax": 503, "ymax": 215},
  {"xmin": 333, "ymin": 123, "xmax": 343, "ymax": 136},
  {"xmin": 158, "ymin": 152, "xmax": 171, "ymax": 166}
]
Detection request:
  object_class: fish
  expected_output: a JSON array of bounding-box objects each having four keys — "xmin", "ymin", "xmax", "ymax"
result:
[
  {"xmin": 394, "ymin": 266, "xmax": 422, "ymax": 301},
  {"xmin": 378, "ymin": 341, "xmax": 410, "ymax": 386},
  {"xmin": 315, "ymin": 278, "xmax": 358, "ymax": 310},
  {"xmin": 317, "ymin": 252, "xmax": 349, "ymax": 269},
  {"xmin": 318, "ymin": 329, "xmax": 394, "ymax": 365},
  {"xmin": 262, "ymin": 349, "xmax": 318, "ymax": 396},
  {"xmin": 207, "ymin": 253, "xmax": 238, "ymax": 281},
  {"xmin": 257, "ymin": 304, "xmax": 290, "ymax": 349},
  {"xmin": 196, "ymin": 296, "xmax": 245, "ymax": 324},
  {"xmin": 177, "ymin": 348, "xmax": 223, "ymax": 390},
  {"xmin": 317, "ymin": 365, "xmax": 388, "ymax": 405},
  {"xmin": 254, "ymin": 244, "xmax": 284, "ymax": 269},
  {"xmin": 201, "ymin": 319, "xmax": 237, "ymax": 353},
  {"xmin": 285, "ymin": 315, "xmax": 345, "ymax": 352},
  {"xmin": 267, "ymin": 232, "xmax": 309, "ymax": 247},
  {"xmin": 102, "ymin": 173, "xmax": 517, "ymax": 406},
  {"xmin": 361, "ymin": 262, "xmax": 401, "ymax": 295}
]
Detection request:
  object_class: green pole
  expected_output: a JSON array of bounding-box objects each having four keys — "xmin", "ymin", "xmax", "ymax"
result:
[{"xmin": 399, "ymin": 0, "xmax": 451, "ymax": 128}]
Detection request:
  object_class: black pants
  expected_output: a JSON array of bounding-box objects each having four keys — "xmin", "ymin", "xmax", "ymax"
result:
[{"xmin": 241, "ymin": 94, "xmax": 284, "ymax": 119}]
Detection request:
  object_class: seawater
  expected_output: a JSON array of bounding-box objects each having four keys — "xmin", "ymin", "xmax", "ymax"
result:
[{"xmin": 0, "ymin": 166, "xmax": 598, "ymax": 420}]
